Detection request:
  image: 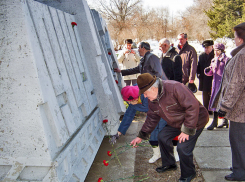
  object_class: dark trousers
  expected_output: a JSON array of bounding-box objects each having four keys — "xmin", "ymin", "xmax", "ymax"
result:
[
  {"xmin": 202, "ymin": 91, "xmax": 211, "ymax": 111},
  {"xmin": 230, "ymin": 121, "xmax": 245, "ymax": 180},
  {"xmin": 124, "ymin": 79, "xmax": 137, "ymax": 86},
  {"xmin": 158, "ymin": 125, "xmax": 203, "ymax": 178}
]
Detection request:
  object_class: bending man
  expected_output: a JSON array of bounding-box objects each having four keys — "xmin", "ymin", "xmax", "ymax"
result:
[{"xmin": 131, "ymin": 73, "xmax": 209, "ymax": 182}]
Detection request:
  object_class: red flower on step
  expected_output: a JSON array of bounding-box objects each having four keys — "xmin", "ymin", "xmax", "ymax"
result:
[
  {"xmin": 98, "ymin": 177, "xmax": 103, "ymax": 182},
  {"xmin": 115, "ymin": 80, "xmax": 118, "ymax": 84},
  {"xmin": 103, "ymin": 160, "xmax": 109, "ymax": 166},
  {"xmin": 218, "ymin": 116, "xmax": 224, "ymax": 119},
  {"xmin": 108, "ymin": 52, "xmax": 112, "ymax": 55},
  {"xmin": 103, "ymin": 119, "xmax": 108, "ymax": 123},
  {"xmin": 71, "ymin": 22, "xmax": 77, "ymax": 28},
  {"xmin": 107, "ymin": 151, "xmax": 112, "ymax": 156}
]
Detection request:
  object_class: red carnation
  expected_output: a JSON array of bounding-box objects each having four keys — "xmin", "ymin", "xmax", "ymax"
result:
[
  {"xmin": 103, "ymin": 119, "xmax": 108, "ymax": 123},
  {"xmin": 98, "ymin": 177, "xmax": 103, "ymax": 182},
  {"xmin": 107, "ymin": 151, "xmax": 112, "ymax": 156},
  {"xmin": 108, "ymin": 52, "xmax": 112, "ymax": 55},
  {"xmin": 115, "ymin": 80, "xmax": 118, "ymax": 84},
  {"xmin": 103, "ymin": 160, "xmax": 109, "ymax": 166},
  {"xmin": 71, "ymin": 22, "xmax": 77, "ymax": 28}
]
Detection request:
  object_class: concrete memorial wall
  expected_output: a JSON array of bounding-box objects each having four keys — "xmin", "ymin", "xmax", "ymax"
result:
[{"xmin": 0, "ymin": 0, "xmax": 125, "ymax": 181}]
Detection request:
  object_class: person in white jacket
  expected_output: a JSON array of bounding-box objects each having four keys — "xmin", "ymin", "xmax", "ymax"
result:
[{"xmin": 117, "ymin": 39, "xmax": 141, "ymax": 85}]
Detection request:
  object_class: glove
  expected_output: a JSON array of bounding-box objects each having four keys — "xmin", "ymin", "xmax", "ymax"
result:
[
  {"xmin": 217, "ymin": 109, "xmax": 226, "ymax": 119},
  {"xmin": 205, "ymin": 67, "xmax": 211, "ymax": 73},
  {"xmin": 109, "ymin": 133, "xmax": 120, "ymax": 145},
  {"xmin": 188, "ymin": 83, "xmax": 197, "ymax": 93}
]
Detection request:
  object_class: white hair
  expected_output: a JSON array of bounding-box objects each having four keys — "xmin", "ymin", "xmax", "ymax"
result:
[
  {"xmin": 159, "ymin": 38, "xmax": 170, "ymax": 46},
  {"xmin": 147, "ymin": 79, "xmax": 159, "ymax": 91}
]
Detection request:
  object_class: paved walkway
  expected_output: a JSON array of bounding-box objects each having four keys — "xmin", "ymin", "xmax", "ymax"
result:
[
  {"xmin": 194, "ymin": 91, "xmax": 233, "ymax": 182},
  {"xmin": 85, "ymin": 90, "xmax": 234, "ymax": 182}
]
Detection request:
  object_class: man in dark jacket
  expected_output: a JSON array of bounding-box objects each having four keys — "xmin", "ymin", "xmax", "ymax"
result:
[
  {"xmin": 176, "ymin": 33, "xmax": 197, "ymax": 85},
  {"xmin": 114, "ymin": 42, "xmax": 167, "ymax": 80},
  {"xmin": 197, "ymin": 40, "xmax": 214, "ymax": 115},
  {"xmin": 131, "ymin": 73, "xmax": 209, "ymax": 182},
  {"xmin": 159, "ymin": 38, "xmax": 182, "ymax": 82}
]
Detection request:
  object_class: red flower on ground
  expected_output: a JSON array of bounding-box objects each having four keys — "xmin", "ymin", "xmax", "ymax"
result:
[
  {"xmin": 107, "ymin": 151, "xmax": 112, "ymax": 156},
  {"xmin": 103, "ymin": 119, "xmax": 108, "ymax": 123},
  {"xmin": 71, "ymin": 22, "xmax": 77, "ymax": 27},
  {"xmin": 98, "ymin": 177, "xmax": 103, "ymax": 182},
  {"xmin": 108, "ymin": 52, "xmax": 112, "ymax": 55},
  {"xmin": 103, "ymin": 160, "xmax": 109, "ymax": 166},
  {"xmin": 115, "ymin": 80, "xmax": 118, "ymax": 84}
]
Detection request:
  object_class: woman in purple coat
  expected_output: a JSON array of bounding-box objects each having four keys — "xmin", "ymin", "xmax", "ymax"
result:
[{"xmin": 204, "ymin": 43, "xmax": 229, "ymax": 130}]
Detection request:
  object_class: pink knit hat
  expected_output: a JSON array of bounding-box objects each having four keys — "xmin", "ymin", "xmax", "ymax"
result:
[{"xmin": 121, "ymin": 86, "xmax": 139, "ymax": 101}]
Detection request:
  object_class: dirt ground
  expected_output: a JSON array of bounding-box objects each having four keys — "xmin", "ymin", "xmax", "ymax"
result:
[{"xmin": 132, "ymin": 112, "xmax": 205, "ymax": 182}]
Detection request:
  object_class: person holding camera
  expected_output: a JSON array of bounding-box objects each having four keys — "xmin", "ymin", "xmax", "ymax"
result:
[{"xmin": 117, "ymin": 39, "xmax": 141, "ymax": 85}]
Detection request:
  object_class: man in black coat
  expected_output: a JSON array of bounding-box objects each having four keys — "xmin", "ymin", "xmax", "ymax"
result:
[
  {"xmin": 197, "ymin": 40, "xmax": 214, "ymax": 115},
  {"xmin": 159, "ymin": 38, "xmax": 182, "ymax": 83}
]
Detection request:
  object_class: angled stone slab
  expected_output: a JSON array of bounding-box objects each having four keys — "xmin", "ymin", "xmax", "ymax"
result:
[{"xmin": 91, "ymin": 10, "xmax": 125, "ymax": 115}]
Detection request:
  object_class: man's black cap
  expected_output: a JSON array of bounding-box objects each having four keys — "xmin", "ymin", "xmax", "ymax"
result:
[
  {"xmin": 202, "ymin": 40, "xmax": 214, "ymax": 47},
  {"xmin": 125, "ymin": 39, "xmax": 133, "ymax": 44}
]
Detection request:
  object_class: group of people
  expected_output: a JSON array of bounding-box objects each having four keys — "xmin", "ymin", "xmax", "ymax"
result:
[{"xmin": 111, "ymin": 22, "xmax": 245, "ymax": 182}]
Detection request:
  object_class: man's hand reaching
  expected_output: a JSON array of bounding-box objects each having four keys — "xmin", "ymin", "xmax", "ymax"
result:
[{"xmin": 130, "ymin": 137, "xmax": 142, "ymax": 147}]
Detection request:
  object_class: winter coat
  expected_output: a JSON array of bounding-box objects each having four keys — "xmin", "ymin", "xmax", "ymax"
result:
[
  {"xmin": 176, "ymin": 42, "xmax": 197, "ymax": 84},
  {"xmin": 117, "ymin": 48, "xmax": 141, "ymax": 80},
  {"xmin": 197, "ymin": 50, "xmax": 214, "ymax": 92},
  {"xmin": 121, "ymin": 51, "xmax": 167, "ymax": 80},
  {"xmin": 212, "ymin": 43, "xmax": 245, "ymax": 123},
  {"xmin": 204, "ymin": 52, "xmax": 229, "ymax": 111},
  {"xmin": 138, "ymin": 79, "xmax": 209, "ymax": 140},
  {"xmin": 160, "ymin": 47, "xmax": 182, "ymax": 83}
]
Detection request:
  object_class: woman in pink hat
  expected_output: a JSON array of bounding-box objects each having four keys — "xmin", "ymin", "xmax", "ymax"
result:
[{"xmin": 110, "ymin": 85, "xmax": 172, "ymax": 163}]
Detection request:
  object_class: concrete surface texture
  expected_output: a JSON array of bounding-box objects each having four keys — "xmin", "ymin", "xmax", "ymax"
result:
[
  {"xmin": 86, "ymin": 87, "xmax": 234, "ymax": 182},
  {"xmin": 0, "ymin": 0, "xmax": 124, "ymax": 181}
]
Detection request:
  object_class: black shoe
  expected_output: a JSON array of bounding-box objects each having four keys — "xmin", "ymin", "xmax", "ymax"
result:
[
  {"xmin": 208, "ymin": 111, "xmax": 213, "ymax": 115},
  {"xmin": 156, "ymin": 164, "xmax": 177, "ymax": 173},
  {"xmin": 207, "ymin": 112, "xmax": 218, "ymax": 130},
  {"xmin": 225, "ymin": 173, "xmax": 245, "ymax": 181},
  {"xmin": 179, "ymin": 173, "xmax": 196, "ymax": 182},
  {"xmin": 207, "ymin": 123, "xmax": 217, "ymax": 130},
  {"xmin": 217, "ymin": 119, "xmax": 229, "ymax": 128},
  {"xmin": 230, "ymin": 167, "xmax": 233, "ymax": 171}
]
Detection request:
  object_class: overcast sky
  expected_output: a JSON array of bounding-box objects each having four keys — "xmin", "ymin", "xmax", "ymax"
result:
[
  {"xmin": 86, "ymin": 0, "xmax": 194, "ymax": 16},
  {"xmin": 142, "ymin": 0, "xmax": 194, "ymax": 15}
]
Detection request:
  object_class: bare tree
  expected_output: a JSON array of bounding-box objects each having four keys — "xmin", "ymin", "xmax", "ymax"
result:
[
  {"xmin": 178, "ymin": 0, "xmax": 213, "ymax": 41},
  {"xmin": 97, "ymin": 0, "xmax": 142, "ymax": 45}
]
